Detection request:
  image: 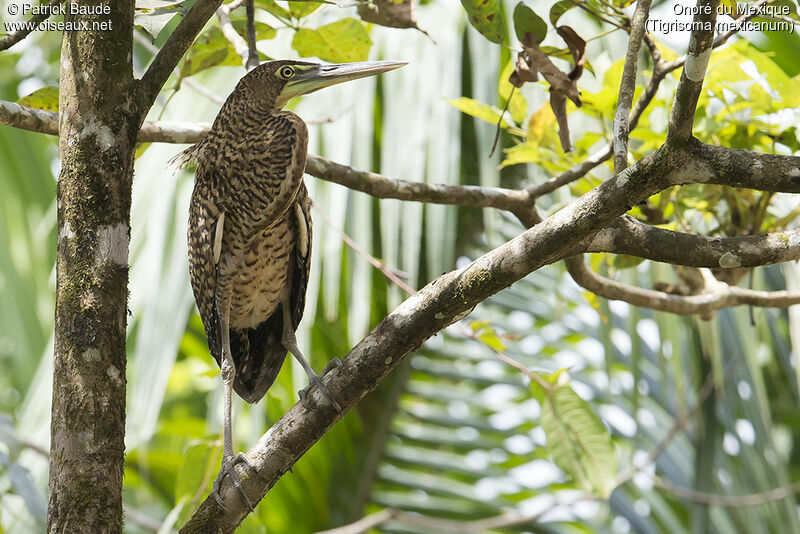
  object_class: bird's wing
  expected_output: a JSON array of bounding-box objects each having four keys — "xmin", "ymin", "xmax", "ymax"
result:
[
  {"xmin": 290, "ymin": 184, "xmax": 313, "ymax": 329},
  {"xmin": 188, "ymin": 182, "xmax": 223, "ymax": 363}
]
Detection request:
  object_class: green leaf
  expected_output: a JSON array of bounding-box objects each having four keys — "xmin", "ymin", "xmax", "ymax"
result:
[
  {"xmin": 549, "ymin": 0, "xmax": 576, "ymax": 27},
  {"xmin": 540, "ymin": 384, "xmax": 617, "ymax": 498},
  {"xmin": 446, "ymin": 97, "xmax": 511, "ymax": 129},
  {"xmin": 255, "ymin": 0, "xmax": 291, "ymax": 20},
  {"xmin": 232, "ymin": 20, "xmax": 278, "ymax": 41},
  {"xmin": 292, "ymin": 18, "xmax": 372, "ymax": 62},
  {"xmin": 513, "ymin": 2, "xmax": 546, "ymax": 43},
  {"xmin": 460, "ymin": 0, "xmax": 506, "ymax": 44},
  {"xmin": 17, "ymin": 86, "xmax": 58, "ymax": 111},
  {"xmin": 179, "ymin": 23, "xmax": 275, "ymax": 77},
  {"xmin": 289, "ymin": 1, "xmax": 322, "ymax": 18}
]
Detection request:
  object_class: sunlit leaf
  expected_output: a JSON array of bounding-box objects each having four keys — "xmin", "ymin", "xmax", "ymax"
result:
[
  {"xmin": 446, "ymin": 97, "xmax": 512, "ymax": 129},
  {"xmin": 17, "ymin": 86, "xmax": 58, "ymax": 111},
  {"xmin": 289, "ymin": 1, "xmax": 322, "ymax": 18},
  {"xmin": 255, "ymin": 0, "xmax": 291, "ymax": 20}
]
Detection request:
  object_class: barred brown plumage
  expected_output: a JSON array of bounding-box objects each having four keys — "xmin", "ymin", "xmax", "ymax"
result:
[{"xmin": 182, "ymin": 59, "xmax": 405, "ymax": 509}]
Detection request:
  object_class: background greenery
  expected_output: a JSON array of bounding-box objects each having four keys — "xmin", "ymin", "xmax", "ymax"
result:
[{"xmin": 1, "ymin": 0, "xmax": 800, "ymax": 532}]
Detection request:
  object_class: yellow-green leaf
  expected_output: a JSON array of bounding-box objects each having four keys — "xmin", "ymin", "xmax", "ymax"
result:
[
  {"xmin": 529, "ymin": 368, "xmax": 568, "ymax": 403},
  {"xmin": 460, "ymin": 0, "xmax": 506, "ymax": 44},
  {"xmin": 289, "ymin": 1, "xmax": 322, "ymax": 18},
  {"xmin": 292, "ymin": 18, "xmax": 372, "ymax": 62},
  {"xmin": 18, "ymin": 86, "xmax": 59, "ymax": 111},
  {"xmin": 256, "ymin": 0, "xmax": 291, "ymax": 20},
  {"xmin": 446, "ymin": 97, "xmax": 511, "ymax": 129},
  {"xmin": 541, "ymin": 384, "xmax": 617, "ymax": 498}
]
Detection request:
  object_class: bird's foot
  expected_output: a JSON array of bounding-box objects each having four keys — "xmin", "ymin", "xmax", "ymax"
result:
[
  {"xmin": 299, "ymin": 364, "xmax": 343, "ymax": 416},
  {"xmin": 212, "ymin": 452, "xmax": 258, "ymax": 512}
]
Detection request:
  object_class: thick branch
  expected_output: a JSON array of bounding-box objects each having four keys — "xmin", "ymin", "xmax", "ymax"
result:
[
  {"xmin": 137, "ymin": 0, "xmax": 225, "ymax": 110},
  {"xmin": 666, "ymin": 0, "xmax": 719, "ymax": 145},
  {"xmin": 586, "ymin": 216, "xmax": 800, "ymax": 268},
  {"xmin": 565, "ymin": 256, "xmax": 800, "ymax": 314}
]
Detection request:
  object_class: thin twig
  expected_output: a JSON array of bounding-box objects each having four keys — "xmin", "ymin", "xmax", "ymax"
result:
[
  {"xmin": 133, "ymin": 31, "xmax": 225, "ymax": 105},
  {"xmin": 138, "ymin": 0, "xmax": 226, "ymax": 109},
  {"xmin": 613, "ymin": 0, "xmax": 653, "ymax": 174},
  {"xmin": 653, "ymin": 477, "xmax": 800, "ymax": 507},
  {"xmin": 566, "ymin": 256, "xmax": 800, "ymax": 315},
  {"xmin": 0, "ymin": 0, "xmax": 62, "ymax": 51}
]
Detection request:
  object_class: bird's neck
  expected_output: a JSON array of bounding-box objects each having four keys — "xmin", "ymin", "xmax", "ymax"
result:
[{"xmin": 212, "ymin": 96, "xmax": 279, "ymax": 136}]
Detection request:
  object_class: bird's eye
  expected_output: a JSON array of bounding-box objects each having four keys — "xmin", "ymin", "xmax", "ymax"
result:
[{"xmin": 278, "ymin": 66, "xmax": 295, "ymax": 79}]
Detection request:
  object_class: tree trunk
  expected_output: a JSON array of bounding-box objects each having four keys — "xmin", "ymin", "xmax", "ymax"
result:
[{"xmin": 47, "ymin": 1, "xmax": 139, "ymax": 531}]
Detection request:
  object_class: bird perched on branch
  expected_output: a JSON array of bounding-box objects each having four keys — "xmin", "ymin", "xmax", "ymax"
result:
[{"xmin": 179, "ymin": 59, "xmax": 405, "ymax": 508}]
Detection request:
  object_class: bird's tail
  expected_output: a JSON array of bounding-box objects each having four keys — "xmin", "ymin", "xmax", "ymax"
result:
[{"xmin": 230, "ymin": 311, "xmax": 288, "ymax": 404}]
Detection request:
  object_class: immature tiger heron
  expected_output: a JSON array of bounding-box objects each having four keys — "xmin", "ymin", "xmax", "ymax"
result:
[{"xmin": 182, "ymin": 59, "xmax": 404, "ymax": 507}]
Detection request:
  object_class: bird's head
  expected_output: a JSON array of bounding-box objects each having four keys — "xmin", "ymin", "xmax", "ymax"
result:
[{"xmin": 233, "ymin": 59, "xmax": 406, "ymax": 111}]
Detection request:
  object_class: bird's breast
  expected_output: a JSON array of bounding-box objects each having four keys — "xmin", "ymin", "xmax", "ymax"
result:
[{"xmin": 220, "ymin": 213, "xmax": 296, "ymax": 330}]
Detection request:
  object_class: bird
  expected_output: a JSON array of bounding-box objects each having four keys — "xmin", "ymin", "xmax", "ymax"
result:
[{"xmin": 177, "ymin": 59, "xmax": 405, "ymax": 509}]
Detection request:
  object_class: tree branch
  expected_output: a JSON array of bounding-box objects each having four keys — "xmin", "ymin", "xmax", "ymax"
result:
[
  {"xmin": 132, "ymin": 31, "xmax": 225, "ymax": 105},
  {"xmin": 305, "ymin": 156, "xmax": 532, "ymax": 211},
  {"xmin": 0, "ymin": 0, "xmax": 62, "ymax": 51},
  {"xmin": 565, "ymin": 256, "xmax": 800, "ymax": 315},
  {"xmin": 653, "ymin": 476, "xmax": 800, "ymax": 507},
  {"xmin": 666, "ymin": 0, "xmax": 720, "ymax": 145},
  {"xmin": 586, "ymin": 216, "xmax": 800, "ymax": 268},
  {"xmin": 216, "ymin": 0, "xmax": 252, "ymax": 69},
  {"xmin": 179, "ymin": 146, "xmax": 684, "ymax": 530},
  {"xmin": 137, "ymin": 0, "xmax": 226, "ymax": 110},
  {"xmin": 2, "ymin": 102, "xmax": 798, "ymax": 197},
  {"xmin": 613, "ymin": 0, "xmax": 653, "ymax": 174}
]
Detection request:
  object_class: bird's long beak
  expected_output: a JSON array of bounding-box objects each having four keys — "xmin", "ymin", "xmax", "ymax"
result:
[{"xmin": 277, "ymin": 61, "xmax": 406, "ymax": 108}]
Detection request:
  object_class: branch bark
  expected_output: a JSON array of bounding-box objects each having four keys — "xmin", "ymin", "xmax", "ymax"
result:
[
  {"xmin": 565, "ymin": 256, "xmax": 800, "ymax": 314},
  {"xmin": 586, "ymin": 216, "xmax": 800, "ymax": 268}
]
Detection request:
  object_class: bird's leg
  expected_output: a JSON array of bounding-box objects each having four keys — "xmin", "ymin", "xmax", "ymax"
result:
[
  {"xmin": 211, "ymin": 304, "xmax": 257, "ymax": 512},
  {"xmin": 281, "ymin": 302, "xmax": 343, "ymax": 415}
]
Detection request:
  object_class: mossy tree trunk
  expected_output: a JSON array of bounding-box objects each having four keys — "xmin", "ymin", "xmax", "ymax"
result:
[{"xmin": 47, "ymin": 1, "xmax": 139, "ymax": 531}]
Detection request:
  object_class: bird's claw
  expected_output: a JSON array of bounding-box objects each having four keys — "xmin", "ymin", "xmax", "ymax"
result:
[
  {"xmin": 321, "ymin": 358, "xmax": 341, "ymax": 375},
  {"xmin": 299, "ymin": 370, "xmax": 343, "ymax": 416},
  {"xmin": 212, "ymin": 452, "xmax": 257, "ymax": 512}
]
